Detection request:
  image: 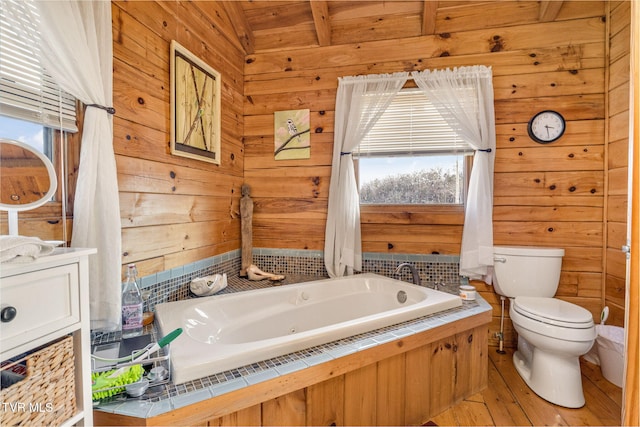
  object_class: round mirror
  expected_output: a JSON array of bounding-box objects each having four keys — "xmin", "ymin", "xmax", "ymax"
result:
[{"xmin": 0, "ymin": 138, "xmax": 57, "ymax": 234}]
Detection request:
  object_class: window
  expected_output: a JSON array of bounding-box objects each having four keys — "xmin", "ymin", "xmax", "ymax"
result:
[
  {"xmin": 0, "ymin": 0, "xmax": 78, "ymax": 212},
  {"xmin": 355, "ymin": 88, "xmax": 473, "ymax": 205}
]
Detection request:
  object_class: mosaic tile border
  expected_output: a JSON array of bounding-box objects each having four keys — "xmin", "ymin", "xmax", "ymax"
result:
[
  {"xmin": 95, "ymin": 298, "xmax": 491, "ymax": 419},
  {"xmin": 133, "ymin": 248, "xmax": 462, "ymax": 314}
]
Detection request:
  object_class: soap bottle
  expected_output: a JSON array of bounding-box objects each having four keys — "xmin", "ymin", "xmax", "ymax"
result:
[{"xmin": 121, "ymin": 263, "xmax": 143, "ymax": 338}]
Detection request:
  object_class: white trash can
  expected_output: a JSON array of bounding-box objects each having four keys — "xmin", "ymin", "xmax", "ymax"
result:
[{"xmin": 595, "ymin": 324, "xmax": 625, "ymax": 387}]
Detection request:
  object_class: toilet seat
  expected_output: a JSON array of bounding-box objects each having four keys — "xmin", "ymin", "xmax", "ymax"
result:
[{"xmin": 513, "ymin": 297, "xmax": 594, "ymax": 328}]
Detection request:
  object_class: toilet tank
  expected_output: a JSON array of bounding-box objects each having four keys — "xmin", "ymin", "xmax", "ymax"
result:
[{"xmin": 493, "ymin": 246, "xmax": 565, "ymax": 298}]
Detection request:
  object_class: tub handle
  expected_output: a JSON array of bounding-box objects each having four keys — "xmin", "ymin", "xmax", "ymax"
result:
[{"xmin": 494, "ymin": 256, "xmax": 506, "ymax": 263}]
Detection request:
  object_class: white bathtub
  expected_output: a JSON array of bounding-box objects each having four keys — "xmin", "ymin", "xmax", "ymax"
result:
[{"xmin": 155, "ymin": 273, "xmax": 462, "ymax": 384}]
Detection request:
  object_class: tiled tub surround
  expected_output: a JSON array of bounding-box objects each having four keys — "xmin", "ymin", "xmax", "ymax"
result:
[
  {"xmin": 138, "ymin": 249, "xmax": 465, "ymax": 314},
  {"xmin": 96, "ymin": 251, "xmax": 491, "ymax": 419},
  {"xmin": 94, "ymin": 300, "xmax": 490, "ymax": 422}
]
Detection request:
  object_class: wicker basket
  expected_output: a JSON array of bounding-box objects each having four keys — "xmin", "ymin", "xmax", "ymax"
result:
[{"xmin": 0, "ymin": 335, "xmax": 76, "ymax": 426}]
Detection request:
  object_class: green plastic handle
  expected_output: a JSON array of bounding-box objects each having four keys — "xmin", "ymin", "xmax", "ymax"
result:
[{"xmin": 158, "ymin": 328, "xmax": 183, "ymax": 348}]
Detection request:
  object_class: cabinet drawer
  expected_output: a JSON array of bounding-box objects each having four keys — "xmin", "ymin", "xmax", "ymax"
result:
[{"xmin": 1, "ymin": 263, "xmax": 80, "ymax": 353}]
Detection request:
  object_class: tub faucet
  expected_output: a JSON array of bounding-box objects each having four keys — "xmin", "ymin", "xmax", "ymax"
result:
[
  {"xmin": 433, "ymin": 280, "xmax": 447, "ymax": 291},
  {"xmin": 393, "ymin": 263, "xmax": 421, "ymax": 286}
]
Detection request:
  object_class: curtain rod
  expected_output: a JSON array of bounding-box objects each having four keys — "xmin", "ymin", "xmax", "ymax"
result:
[{"xmin": 338, "ymin": 67, "xmax": 492, "ymax": 84}]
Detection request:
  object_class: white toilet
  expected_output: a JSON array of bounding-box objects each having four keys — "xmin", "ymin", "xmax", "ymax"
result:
[{"xmin": 493, "ymin": 246, "xmax": 596, "ymax": 408}]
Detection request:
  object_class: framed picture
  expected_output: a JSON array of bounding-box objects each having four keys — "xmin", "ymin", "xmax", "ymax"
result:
[
  {"xmin": 170, "ymin": 40, "xmax": 221, "ymax": 164},
  {"xmin": 274, "ymin": 109, "xmax": 310, "ymax": 160}
]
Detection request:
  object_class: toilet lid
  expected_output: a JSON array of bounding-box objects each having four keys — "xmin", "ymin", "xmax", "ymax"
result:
[{"xmin": 513, "ymin": 297, "xmax": 594, "ymax": 328}]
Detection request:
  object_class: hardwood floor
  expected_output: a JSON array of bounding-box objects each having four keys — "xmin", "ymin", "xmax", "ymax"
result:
[{"xmin": 429, "ymin": 347, "xmax": 622, "ymax": 426}]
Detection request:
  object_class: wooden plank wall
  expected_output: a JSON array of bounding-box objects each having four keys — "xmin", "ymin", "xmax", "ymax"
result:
[
  {"xmin": 605, "ymin": 1, "xmax": 631, "ymax": 327},
  {"xmin": 111, "ymin": 1, "xmax": 245, "ymax": 277},
  {"xmin": 243, "ymin": 1, "xmax": 608, "ymax": 346}
]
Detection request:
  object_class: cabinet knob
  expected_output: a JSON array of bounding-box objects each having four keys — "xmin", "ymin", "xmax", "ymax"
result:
[{"xmin": 1, "ymin": 306, "xmax": 17, "ymax": 323}]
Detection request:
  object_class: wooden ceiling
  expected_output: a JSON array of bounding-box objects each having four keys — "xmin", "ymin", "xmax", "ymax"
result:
[{"xmin": 222, "ymin": 1, "xmax": 565, "ymax": 54}]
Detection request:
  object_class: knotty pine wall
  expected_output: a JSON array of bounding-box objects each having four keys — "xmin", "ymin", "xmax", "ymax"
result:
[
  {"xmin": 112, "ymin": 1, "xmax": 245, "ymax": 276},
  {"xmin": 109, "ymin": 1, "xmax": 629, "ymax": 347},
  {"xmin": 242, "ymin": 1, "xmax": 610, "ymax": 346}
]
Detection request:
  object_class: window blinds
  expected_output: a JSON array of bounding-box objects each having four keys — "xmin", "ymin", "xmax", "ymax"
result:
[
  {"xmin": 0, "ymin": 0, "xmax": 77, "ymax": 132},
  {"xmin": 357, "ymin": 88, "xmax": 472, "ymax": 157}
]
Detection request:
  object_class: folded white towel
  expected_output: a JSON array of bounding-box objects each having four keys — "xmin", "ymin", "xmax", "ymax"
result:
[
  {"xmin": 190, "ymin": 273, "xmax": 228, "ymax": 297},
  {"xmin": 0, "ymin": 235, "xmax": 56, "ymax": 263}
]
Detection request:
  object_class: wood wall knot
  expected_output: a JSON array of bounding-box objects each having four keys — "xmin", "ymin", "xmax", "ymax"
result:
[
  {"xmin": 549, "ymin": 184, "xmax": 556, "ymax": 190},
  {"xmin": 137, "ymin": 97, "xmax": 145, "ymax": 105},
  {"xmin": 569, "ymin": 186, "xmax": 577, "ymax": 192},
  {"xmin": 547, "ymin": 227, "xmax": 554, "ymax": 232},
  {"xmin": 490, "ymin": 35, "xmax": 504, "ymax": 52}
]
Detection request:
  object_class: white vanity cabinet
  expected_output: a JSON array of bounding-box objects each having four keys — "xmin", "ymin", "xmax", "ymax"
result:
[{"xmin": 1, "ymin": 248, "xmax": 96, "ymax": 426}]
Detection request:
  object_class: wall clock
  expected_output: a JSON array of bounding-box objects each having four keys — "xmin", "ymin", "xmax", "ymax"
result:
[{"xmin": 527, "ymin": 110, "xmax": 566, "ymax": 144}]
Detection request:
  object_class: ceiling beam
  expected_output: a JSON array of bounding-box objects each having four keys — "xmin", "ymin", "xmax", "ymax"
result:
[
  {"xmin": 310, "ymin": 0, "xmax": 331, "ymax": 46},
  {"xmin": 422, "ymin": 1, "xmax": 438, "ymax": 35},
  {"xmin": 539, "ymin": 1, "xmax": 563, "ymax": 22},
  {"xmin": 222, "ymin": 1, "xmax": 255, "ymax": 55}
]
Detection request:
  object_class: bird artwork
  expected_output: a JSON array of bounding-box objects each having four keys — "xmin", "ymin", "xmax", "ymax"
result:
[
  {"xmin": 274, "ymin": 109, "xmax": 311, "ymax": 160},
  {"xmin": 287, "ymin": 118, "xmax": 300, "ymax": 141}
]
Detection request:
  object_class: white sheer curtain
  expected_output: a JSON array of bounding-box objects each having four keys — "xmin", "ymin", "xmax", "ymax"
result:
[
  {"xmin": 324, "ymin": 72, "xmax": 408, "ymax": 277},
  {"xmin": 411, "ymin": 66, "xmax": 496, "ymax": 283},
  {"xmin": 14, "ymin": 1, "xmax": 122, "ymax": 331}
]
